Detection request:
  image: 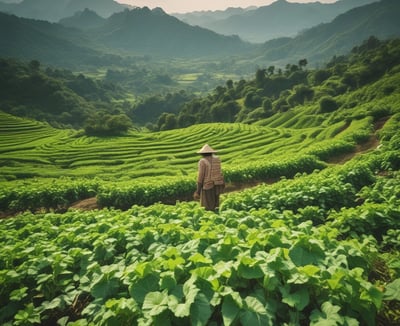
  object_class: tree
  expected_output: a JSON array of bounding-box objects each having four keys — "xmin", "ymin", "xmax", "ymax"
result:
[
  {"xmin": 255, "ymin": 68, "xmax": 267, "ymax": 87},
  {"xmin": 158, "ymin": 113, "xmax": 177, "ymax": 131},
  {"xmin": 312, "ymin": 69, "xmax": 331, "ymax": 85},
  {"xmin": 262, "ymin": 98, "xmax": 273, "ymax": 111},
  {"xmin": 246, "ymin": 107, "xmax": 273, "ymax": 122},
  {"xmin": 267, "ymin": 66, "xmax": 275, "ymax": 76},
  {"xmin": 244, "ymin": 92, "xmax": 262, "ymax": 109},
  {"xmin": 287, "ymin": 84, "xmax": 314, "ymax": 107},
  {"xmin": 211, "ymin": 100, "xmax": 240, "ymax": 122},
  {"xmin": 84, "ymin": 112, "xmax": 132, "ymax": 136},
  {"xmin": 319, "ymin": 96, "xmax": 339, "ymax": 113},
  {"xmin": 177, "ymin": 113, "xmax": 197, "ymax": 128},
  {"xmin": 298, "ymin": 59, "xmax": 308, "ymax": 70}
]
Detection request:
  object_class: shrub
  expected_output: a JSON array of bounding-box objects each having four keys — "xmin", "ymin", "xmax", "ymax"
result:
[{"xmin": 319, "ymin": 96, "xmax": 339, "ymax": 113}]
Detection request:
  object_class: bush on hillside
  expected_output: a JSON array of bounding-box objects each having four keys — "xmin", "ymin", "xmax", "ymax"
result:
[
  {"xmin": 84, "ymin": 112, "xmax": 132, "ymax": 136},
  {"xmin": 319, "ymin": 96, "xmax": 339, "ymax": 113}
]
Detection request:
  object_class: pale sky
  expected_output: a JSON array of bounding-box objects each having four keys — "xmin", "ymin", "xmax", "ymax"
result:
[{"xmin": 116, "ymin": 0, "xmax": 337, "ymax": 14}]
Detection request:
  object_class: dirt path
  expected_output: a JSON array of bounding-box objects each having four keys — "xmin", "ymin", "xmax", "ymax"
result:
[
  {"xmin": 71, "ymin": 118, "xmax": 388, "ymax": 212},
  {"xmin": 326, "ymin": 117, "xmax": 386, "ymax": 165},
  {"xmin": 3, "ymin": 117, "xmax": 389, "ymax": 215}
]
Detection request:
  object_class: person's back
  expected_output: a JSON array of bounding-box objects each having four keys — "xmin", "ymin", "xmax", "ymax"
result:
[
  {"xmin": 210, "ymin": 155, "xmax": 224, "ymax": 186},
  {"xmin": 194, "ymin": 144, "xmax": 225, "ymax": 211}
]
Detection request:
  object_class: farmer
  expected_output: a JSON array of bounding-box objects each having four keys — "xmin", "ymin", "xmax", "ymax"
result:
[{"xmin": 193, "ymin": 144, "xmax": 225, "ymax": 211}]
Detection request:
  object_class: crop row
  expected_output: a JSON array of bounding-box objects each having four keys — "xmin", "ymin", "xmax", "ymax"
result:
[
  {"xmin": 0, "ymin": 110, "xmax": 368, "ymax": 181},
  {"xmin": 221, "ymin": 145, "xmax": 400, "ymax": 213},
  {"xmin": 0, "ymin": 171, "xmax": 399, "ymax": 325},
  {"xmin": 0, "ymin": 154, "xmax": 326, "ymax": 212},
  {"xmin": 2, "ymin": 140, "xmax": 399, "ymax": 214}
]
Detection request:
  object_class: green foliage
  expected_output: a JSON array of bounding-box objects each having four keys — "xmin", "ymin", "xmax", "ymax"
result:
[
  {"xmin": 0, "ymin": 108, "xmax": 399, "ymax": 324},
  {"xmin": 319, "ymin": 96, "xmax": 339, "ymax": 113},
  {"xmin": 85, "ymin": 112, "xmax": 132, "ymax": 136},
  {"xmin": 1, "ymin": 12, "xmax": 400, "ymax": 326},
  {"xmin": 147, "ymin": 37, "xmax": 400, "ymax": 129},
  {"xmin": 1, "ymin": 168, "xmax": 398, "ymax": 325},
  {"xmin": 0, "ymin": 58, "xmax": 129, "ymax": 129}
]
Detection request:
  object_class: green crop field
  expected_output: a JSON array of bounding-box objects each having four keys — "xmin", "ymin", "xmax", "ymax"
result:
[
  {"xmin": 0, "ymin": 108, "xmax": 373, "ymax": 212},
  {"xmin": 1, "ymin": 104, "xmax": 400, "ymax": 325},
  {"xmin": 1, "ymin": 38, "xmax": 400, "ymax": 325}
]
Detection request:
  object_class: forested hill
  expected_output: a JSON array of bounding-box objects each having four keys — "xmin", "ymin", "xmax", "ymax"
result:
[
  {"xmin": 0, "ymin": 8, "xmax": 254, "ymax": 64},
  {"xmin": 91, "ymin": 7, "xmax": 253, "ymax": 58},
  {"xmin": 175, "ymin": 0, "xmax": 378, "ymax": 43},
  {"xmin": 0, "ymin": 12, "xmax": 111, "ymax": 67},
  {"xmin": 132, "ymin": 37, "xmax": 400, "ymax": 131},
  {"xmin": 0, "ymin": 58, "xmax": 131, "ymax": 132},
  {"xmin": 259, "ymin": 0, "xmax": 400, "ymax": 66},
  {"xmin": 0, "ymin": 0, "xmax": 130, "ymax": 22},
  {"xmin": 59, "ymin": 8, "xmax": 106, "ymax": 30},
  {"xmin": 1, "ymin": 37, "xmax": 399, "ymax": 134}
]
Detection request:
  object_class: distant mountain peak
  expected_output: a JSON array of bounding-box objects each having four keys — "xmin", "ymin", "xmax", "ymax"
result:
[
  {"xmin": 152, "ymin": 7, "xmax": 166, "ymax": 15},
  {"xmin": 59, "ymin": 6, "xmax": 106, "ymax": 29},
  {"xmin": 80, "ymin": 8, "xmax": 101, "ymax": 17},
  {"xmin": 272, "ymin": 0, "xmax": 290, "ymax": 5}
]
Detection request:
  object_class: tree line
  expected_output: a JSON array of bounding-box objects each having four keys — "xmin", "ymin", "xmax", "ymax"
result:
[{"xmin": 136, "ymin": 37, "xmax": 400, "ymax": 131}]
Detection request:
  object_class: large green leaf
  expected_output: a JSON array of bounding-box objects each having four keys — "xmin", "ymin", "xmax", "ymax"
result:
[
  {"xmin": 281, "ymin": 285, "xmax": 310, "ymax": 311},
  {"xmin": 289, "ymin": 238, "xmax": 325, "ymax": 267},
  {"xmin": 240, "ymin": 296, "xmax": 272, "ymax": 326},
  {"xmin": 142, "ymin": 291, "xmax": 168, "ymax": 316},
  {"xmin": 168, "ymin": 279, "xmax": 199, "ymax": 318},
  {"xmin": 159, "ymin": 271, "xmax": 177, "ymax": 291},
  {"xmin": 237, "ymin": 256, "xmax": 264, "ymax": 279},
  {"xmin": 222, "ymin": 294, "xmax": 241, "ymax": 326},
  {"xmin": 90, "ymin": 274, "xmax": 120, "ymax": 300},
  {"xmin": 309, "ymin": 301, "xmax": 360, "ymax": 326},
  {"xmin": 129, "ymin": 274, "xmax": 159, "ymax": 304},
  {"xmin": 191, "ymin": 293, "xmax": 212, "ymax": 326},
  {"xmin": 189, "ymin": 253, "xmax": 213, "ymax": 264},
  {"xmin": 384, "ymin": 278, "xmax": 400, "ymax": 301}
]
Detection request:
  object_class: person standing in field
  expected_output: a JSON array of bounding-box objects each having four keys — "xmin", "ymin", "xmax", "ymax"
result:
[{"xmin": 193, "ymin": 144, "xmax": 225, "ymax": 211}]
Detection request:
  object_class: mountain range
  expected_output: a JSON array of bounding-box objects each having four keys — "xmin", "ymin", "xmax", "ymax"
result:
[
  {"xmin": 0, "ymin": 0, "xmax": 399, "ymax": 67},
  {"xmin": 174, "ymin": 0, "xmax": 378, "ymax": 43},
  {"xmin": 0, "ymin": 0, "xmax": 130, "ymax": 22},
  {"xmin": 259, "ymin": 0, "xmax": 400, "ymax": 65},
  {"xmin": 91, "ymin": 7, "xmax": 252, "ymax": 58},
  {"xmin": 0, "ymin": 11, "xmax": 107, "ymax": 67}
]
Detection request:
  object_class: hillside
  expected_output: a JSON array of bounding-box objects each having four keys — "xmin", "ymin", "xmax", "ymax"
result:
[
  {"xmin": 92, "ymin": 7, "xmax": 253, "ymax": 58},
  {"xmin": 172, "ymin": 7, "xmax": 254, "ymax": 29},
  {"xmin": 258, "ymin": 0, "xmax": 400, "ymax": 66},
  {"xmin": 59, "ymin": 8, "xmax": 106, "ymax": 30},
  {"xmin": 0, "ymin": 57, "xmax": 136, "ymax": 132},
  {"xmin": 0, "ymin": 0, "xmax": 130, "ymax": 21},
  {"xmin": 174, "ymin": 0, "xmax": 378, "ymax": 43},
  {"xmin": 0, "ymin": 8, "xmax": 255, "ymax": 67},
  {"xmin": 1, "ymin": 0, "xmax": 397, "ymax": 68},
  {"xmin": 132, "ymin": 37, "xmax": 400, "ymax": 132},
  {"xmin": 0, "ymin": 12, "xmax": 113, "ymax": 67}
]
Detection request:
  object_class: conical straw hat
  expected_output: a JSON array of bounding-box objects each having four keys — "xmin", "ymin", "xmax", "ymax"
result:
[{"xmin": 197, "ymin": 144, "xmax": 217, "ymax": 154}]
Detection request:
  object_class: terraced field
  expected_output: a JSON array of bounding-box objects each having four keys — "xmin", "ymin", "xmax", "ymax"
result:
[{"xmin": 0, "ymin": 111, "xmax": 366, "ymax": 181}]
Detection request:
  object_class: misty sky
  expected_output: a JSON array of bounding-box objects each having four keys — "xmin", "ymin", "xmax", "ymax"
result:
[{"xmin": 116, "ymin": 0, "xmax": 337, "ymax": 14}]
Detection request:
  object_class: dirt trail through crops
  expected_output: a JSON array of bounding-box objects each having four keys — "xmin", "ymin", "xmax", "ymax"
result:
[
  {"xmin": 70, "ymin": 117, "xmax": 388, "ymax": 212},
  {"xmin": 1, "ymin": 117, "xmax": 388, "ymax": 217},
  {"xmin": 326, "ymin": 117, "xmax": 386, "ymax": 164}
]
